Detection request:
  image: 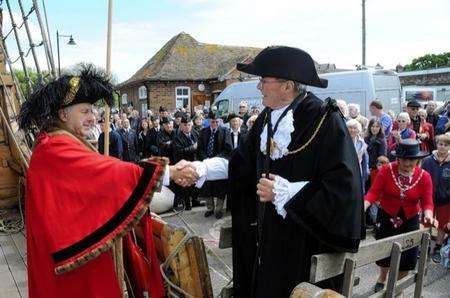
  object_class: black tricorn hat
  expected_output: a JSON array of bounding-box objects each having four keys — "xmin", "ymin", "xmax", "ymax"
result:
[
  {"xmin": 393, "ymin": 139, "xmax": 429, "ymax": 159},
  {"xmin": 18, "ymin": 64, "xmax": 114, "ymax": 132},
  {"xmin": 237, "ymin": 46, "xmax": 328, "ymax": 88}
]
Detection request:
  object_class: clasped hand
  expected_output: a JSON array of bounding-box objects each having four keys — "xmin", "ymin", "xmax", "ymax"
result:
[
  {"xmin": 169, "ymin": 160, "xmax": 198, "ymax": 187},
  {"xmin": 257, "ymin": 173, "xmax": 276, "ymax": 202}
]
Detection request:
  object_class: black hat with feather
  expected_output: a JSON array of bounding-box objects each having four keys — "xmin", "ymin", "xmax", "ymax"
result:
[{"xmin": 18, "ymin": 64, "xmax": 114, "ymax": 132}]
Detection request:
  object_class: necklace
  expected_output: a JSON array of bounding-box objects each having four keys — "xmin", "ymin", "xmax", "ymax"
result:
[{"xmin": 389, "ymin": 163, "xmax": 424, "ymax": 200}]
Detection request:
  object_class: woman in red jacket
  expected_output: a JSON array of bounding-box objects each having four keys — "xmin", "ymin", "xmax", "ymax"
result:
[{"xmin": 364, "ymin": 139, "xmax": 435, "ymax": 293}]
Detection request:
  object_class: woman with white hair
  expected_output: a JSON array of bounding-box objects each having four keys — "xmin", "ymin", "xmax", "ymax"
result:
[
  {"xmin": 348, "ymin": 103, "xmax": 369, "ymax": 132},
  {"xmin": 347, "ymin": 119, "xmax": 370, "ymax": 192},
  {"xmin": 387, "ymin": 112, "xmax": 417, "ymax": 160}
]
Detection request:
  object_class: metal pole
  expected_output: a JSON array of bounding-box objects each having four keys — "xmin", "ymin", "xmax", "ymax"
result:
[
  {"xmin": 32, "ymin": 0, "xmax": 56, "ymax": 78},
  {"xmin": 57, "ymin": 30, "xmax": 60, "ymax": 77},
  {"xmin": 5, "ymin": 0, "xmax": 32, "ymax": 92},
  {"xmin": 17, "ymin": 0, "xmax": 43, "ymax": 82},
  {"xmin": 362, "ymin": 0, "xmax": 366, "ymax": 66},
  {"xmin": 42, "ymin": 0, "xmax": 55, "ymax": 66}
]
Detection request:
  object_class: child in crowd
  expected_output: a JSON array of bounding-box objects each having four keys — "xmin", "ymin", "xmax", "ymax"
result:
[{"xmin": 366, "ymin": 155, "xmax": 389, "ymax": 227}]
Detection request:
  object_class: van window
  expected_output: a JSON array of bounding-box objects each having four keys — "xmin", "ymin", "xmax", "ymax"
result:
[
  {"xmin": 405, "ymin": 90, "xmax": 434, "ymax": 101},
  {"xmin": 216, "ymin": 100, "xmax": 229, "ymax": 117}
]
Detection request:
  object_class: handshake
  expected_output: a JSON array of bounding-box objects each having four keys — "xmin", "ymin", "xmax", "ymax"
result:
[{"xmin": 169, "ymin": 160, "xmax": 199, "ymax": 187}]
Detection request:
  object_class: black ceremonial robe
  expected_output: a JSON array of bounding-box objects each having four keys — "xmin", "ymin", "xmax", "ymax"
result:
[{"xmin": 229, "ymin": 93, "xmax": 364, "ymax": 298}]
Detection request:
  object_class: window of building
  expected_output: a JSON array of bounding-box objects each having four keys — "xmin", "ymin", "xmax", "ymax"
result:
[
  {"xmin": 121, "ymin": 93, "xmax": 128, "ymax": 105},
  {"xmin": 175, "ymin": 86, "xmax": 190, "ymax": 109},
  {"xmin": 138, "ymin": 86, "xmax": 147, "ymax": 100}
]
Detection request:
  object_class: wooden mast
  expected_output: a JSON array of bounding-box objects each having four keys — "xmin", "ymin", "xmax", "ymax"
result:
[{"xmin": 104, "ymin": 0, "xmax": 124, "ymax": 293}]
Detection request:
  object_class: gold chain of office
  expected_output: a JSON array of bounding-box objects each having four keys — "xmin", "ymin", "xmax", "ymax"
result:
[
  {"xmin": 265, "ymin": 110, "xmax": 329, "ymax": 156},
  {"xmin": 287, "ymin": 111, "xmax": 328, "ymax": 155}
]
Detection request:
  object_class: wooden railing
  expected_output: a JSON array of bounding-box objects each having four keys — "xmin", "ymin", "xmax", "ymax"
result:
[{"xmin": 218, "ymin": 223, "xmax": 430, "ymax": 298}]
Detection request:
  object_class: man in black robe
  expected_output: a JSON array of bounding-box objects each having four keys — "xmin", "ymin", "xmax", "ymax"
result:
[{"xmin": 192, "ymin": 46, "xmax": 364, "ymax": 297}]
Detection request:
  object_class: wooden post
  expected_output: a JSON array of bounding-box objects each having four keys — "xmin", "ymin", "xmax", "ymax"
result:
[
  {"xmin": 414, "ymin": 233, "xmax": 430, "ymax": 298},
  {"xmin": 385, "ymin": 242, "xmax": 402, "ymax": 298},
  {"xmin": 341, "ymin": 258, "xmax": 356, "ymax": 297},
  {"xmin": 104, "ymin": 0, "xmax": 123, "ymax": 294}
]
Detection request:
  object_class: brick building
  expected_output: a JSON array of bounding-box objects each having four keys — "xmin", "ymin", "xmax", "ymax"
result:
[
  {"xmin": 117, "ymin": 32, "xmax": 338, "ymax": 115},
  {"xmin": 116, "ymin": 32, "xmax": 261, "ymax": 115}
]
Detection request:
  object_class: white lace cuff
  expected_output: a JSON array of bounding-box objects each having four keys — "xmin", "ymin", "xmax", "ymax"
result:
[{"xmin": 272, "ymin": 175, "xmax": 308, "ymax": 218}]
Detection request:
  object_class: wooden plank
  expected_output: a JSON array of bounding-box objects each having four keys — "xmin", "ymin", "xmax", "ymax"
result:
[
  {"xmin": 414, "ymin": 233, "xmax": 430, "ymax": 298},
  {"xmin": 309, "ymin": 229, "xmax": 427, "ymax": 283},
  {"xmin": 9, "ymin": 233, "xmax": 26, "ymax": 267},
  {"xmin": 219, "ymin": 223, "xmax": 232, "ymax": 249},
  {"xmin": 385, "ymin": 242, "xmax": 402, "ymax": 298},
  {"xmin": 341, "ymin": 258, "xmax": 356, "ymax": 297},
  {"xmin": 0, "ymin": 235, "xmax": 25, "ymax": 298},
  {"xmin": 368, "ymin": 274, "xmax": 416, "ymax": 298}
]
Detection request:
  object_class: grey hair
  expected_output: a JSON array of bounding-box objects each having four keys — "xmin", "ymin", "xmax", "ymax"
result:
[{"xmin": 293, "ymin": 81, "xmax": 307, "ymax": 93}]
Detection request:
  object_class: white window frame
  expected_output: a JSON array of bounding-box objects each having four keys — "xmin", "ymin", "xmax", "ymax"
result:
[
  {"xmin": 138, "ymin": 85, "xmax": 147, "ymax": 100},
  {"xmin": 175, "ymin": 86, "xmax": 190, "ymax": 109},
  {"xmin": 121, "ymin": 93, "xmax": 128, "ymax": 105}
]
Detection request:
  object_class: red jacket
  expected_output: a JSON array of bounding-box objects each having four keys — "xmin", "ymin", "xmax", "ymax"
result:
[{"xmin": 365, "ymin": 162, "xmax": 433, "ymax": 219}]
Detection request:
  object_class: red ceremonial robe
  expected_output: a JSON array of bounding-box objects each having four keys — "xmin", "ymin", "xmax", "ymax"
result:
[{"xmin": 26, "ymin": 130, "xmax": 165, "ymax": 298}]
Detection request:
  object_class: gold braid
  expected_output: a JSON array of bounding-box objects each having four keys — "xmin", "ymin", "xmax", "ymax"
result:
[{"xmin": 63, "ymin": 77, "xmax": 81, "ymax": 105}]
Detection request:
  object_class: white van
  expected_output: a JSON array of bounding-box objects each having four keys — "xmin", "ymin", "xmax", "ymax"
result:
[
  {"xmin": 214, "ymin": 80, "xmax": 262, "ymax": 118},
  {"xmin": 213, "ymin": 69, "xmax": 402, "ymax": 118},
  {"xmin": 308, "ymin": 69, "xmax": 402, "ymax": 116}
]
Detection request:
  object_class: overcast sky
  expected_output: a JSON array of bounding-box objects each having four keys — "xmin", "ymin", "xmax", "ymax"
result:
[{"xmin": 2, "ymin": 0, "xmax": 449, "ymax": 82}]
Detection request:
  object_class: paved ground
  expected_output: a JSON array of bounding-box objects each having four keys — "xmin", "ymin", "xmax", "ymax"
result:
[
  {"xmin": 0, "ymin": 206, "xmax": 448, "ymax": 297},
  {"xmin": 163, "ymin": 206, "xmax": 450, "ymax": 297}
]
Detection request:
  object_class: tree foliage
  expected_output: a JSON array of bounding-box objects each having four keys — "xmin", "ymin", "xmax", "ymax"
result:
[
  {"xmin": 13, "ymin": 68, "xmax": 43, "ymax": 97},
  {"xmin": 404, "ymin": 52, "xmax": 450, "ymax": 71}
]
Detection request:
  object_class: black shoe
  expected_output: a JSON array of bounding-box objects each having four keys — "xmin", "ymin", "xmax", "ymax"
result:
[
  {"xmin": 431, "ymin": 248, "xmax": 441, "ymax": 263},
  {"xmin": 204, "ymin": 210, "xmax": 214, "ymax": 217},
  {"xmin": 192, "ymin": 200, "xmax": 202, "ymax": 207},
  {"xmin": 374, "ymin": 282, "xmax": 384, "ymax": 293},
  {"xmin": 215, "ymin": 211, "xmax": 223, "ymax": 219}
]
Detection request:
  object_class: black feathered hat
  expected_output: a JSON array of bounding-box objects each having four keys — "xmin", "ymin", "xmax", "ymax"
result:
[
  {"xmin": 237, "ymin": 46, "xmax": 328, "ymax": 88},
  {"xmin": 18, "ymin": 64, "xmax": 114, "ymax": 132}
]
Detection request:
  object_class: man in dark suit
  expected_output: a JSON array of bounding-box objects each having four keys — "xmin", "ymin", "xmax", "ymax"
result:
[
  {"xmin": 148, "ymin": 116, "xmax": 160, "ymax": 156},
  {"xmin": 173, "ymin": 115, "xmax": 200, "ymax": 210},
  {"xmin": 118, "ymin": 118, "xmax": 138, "ymax": 162},
  {"xmin": 197, "ymin": 111, "xmax": 232, "ymax": 219},
  {"xmin": 157, "ymin": 117, "xmax": 175, "ymax": 163},
  {"xmin": 98, "ymin": 119, "xmax": 123, "ymax": 159},
  {"xmin": 227, "ymin": 113, "xmax": 247, "ymax": 150}
]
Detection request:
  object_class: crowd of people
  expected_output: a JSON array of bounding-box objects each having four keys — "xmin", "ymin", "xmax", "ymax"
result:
[
  {"xmin": 339, "ymin": 98, "xmax": 450, "ymax": 291},
  {"xmin": 87, "ymin": 102, "xmax": 261, "ymax": 219},
  {"xmin": 87, "ymin": 90, "xmax": 450, "ymax": 293}
]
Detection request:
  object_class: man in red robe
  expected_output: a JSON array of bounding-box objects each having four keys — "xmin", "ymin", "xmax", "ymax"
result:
[{"xmin": 18, "ymin": 65, "xmax": 197, "ymax": 298}]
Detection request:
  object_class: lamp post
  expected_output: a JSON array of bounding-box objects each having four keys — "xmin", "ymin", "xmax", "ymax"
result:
[{"xmin": 56, "ymin": 30, "xmax": 76, "ymax": 77}]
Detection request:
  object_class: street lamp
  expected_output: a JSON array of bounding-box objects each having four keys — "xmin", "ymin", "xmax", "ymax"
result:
[{"xmin": 56, "ymin": 30, "xmax": 76, "ymax": 77}]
